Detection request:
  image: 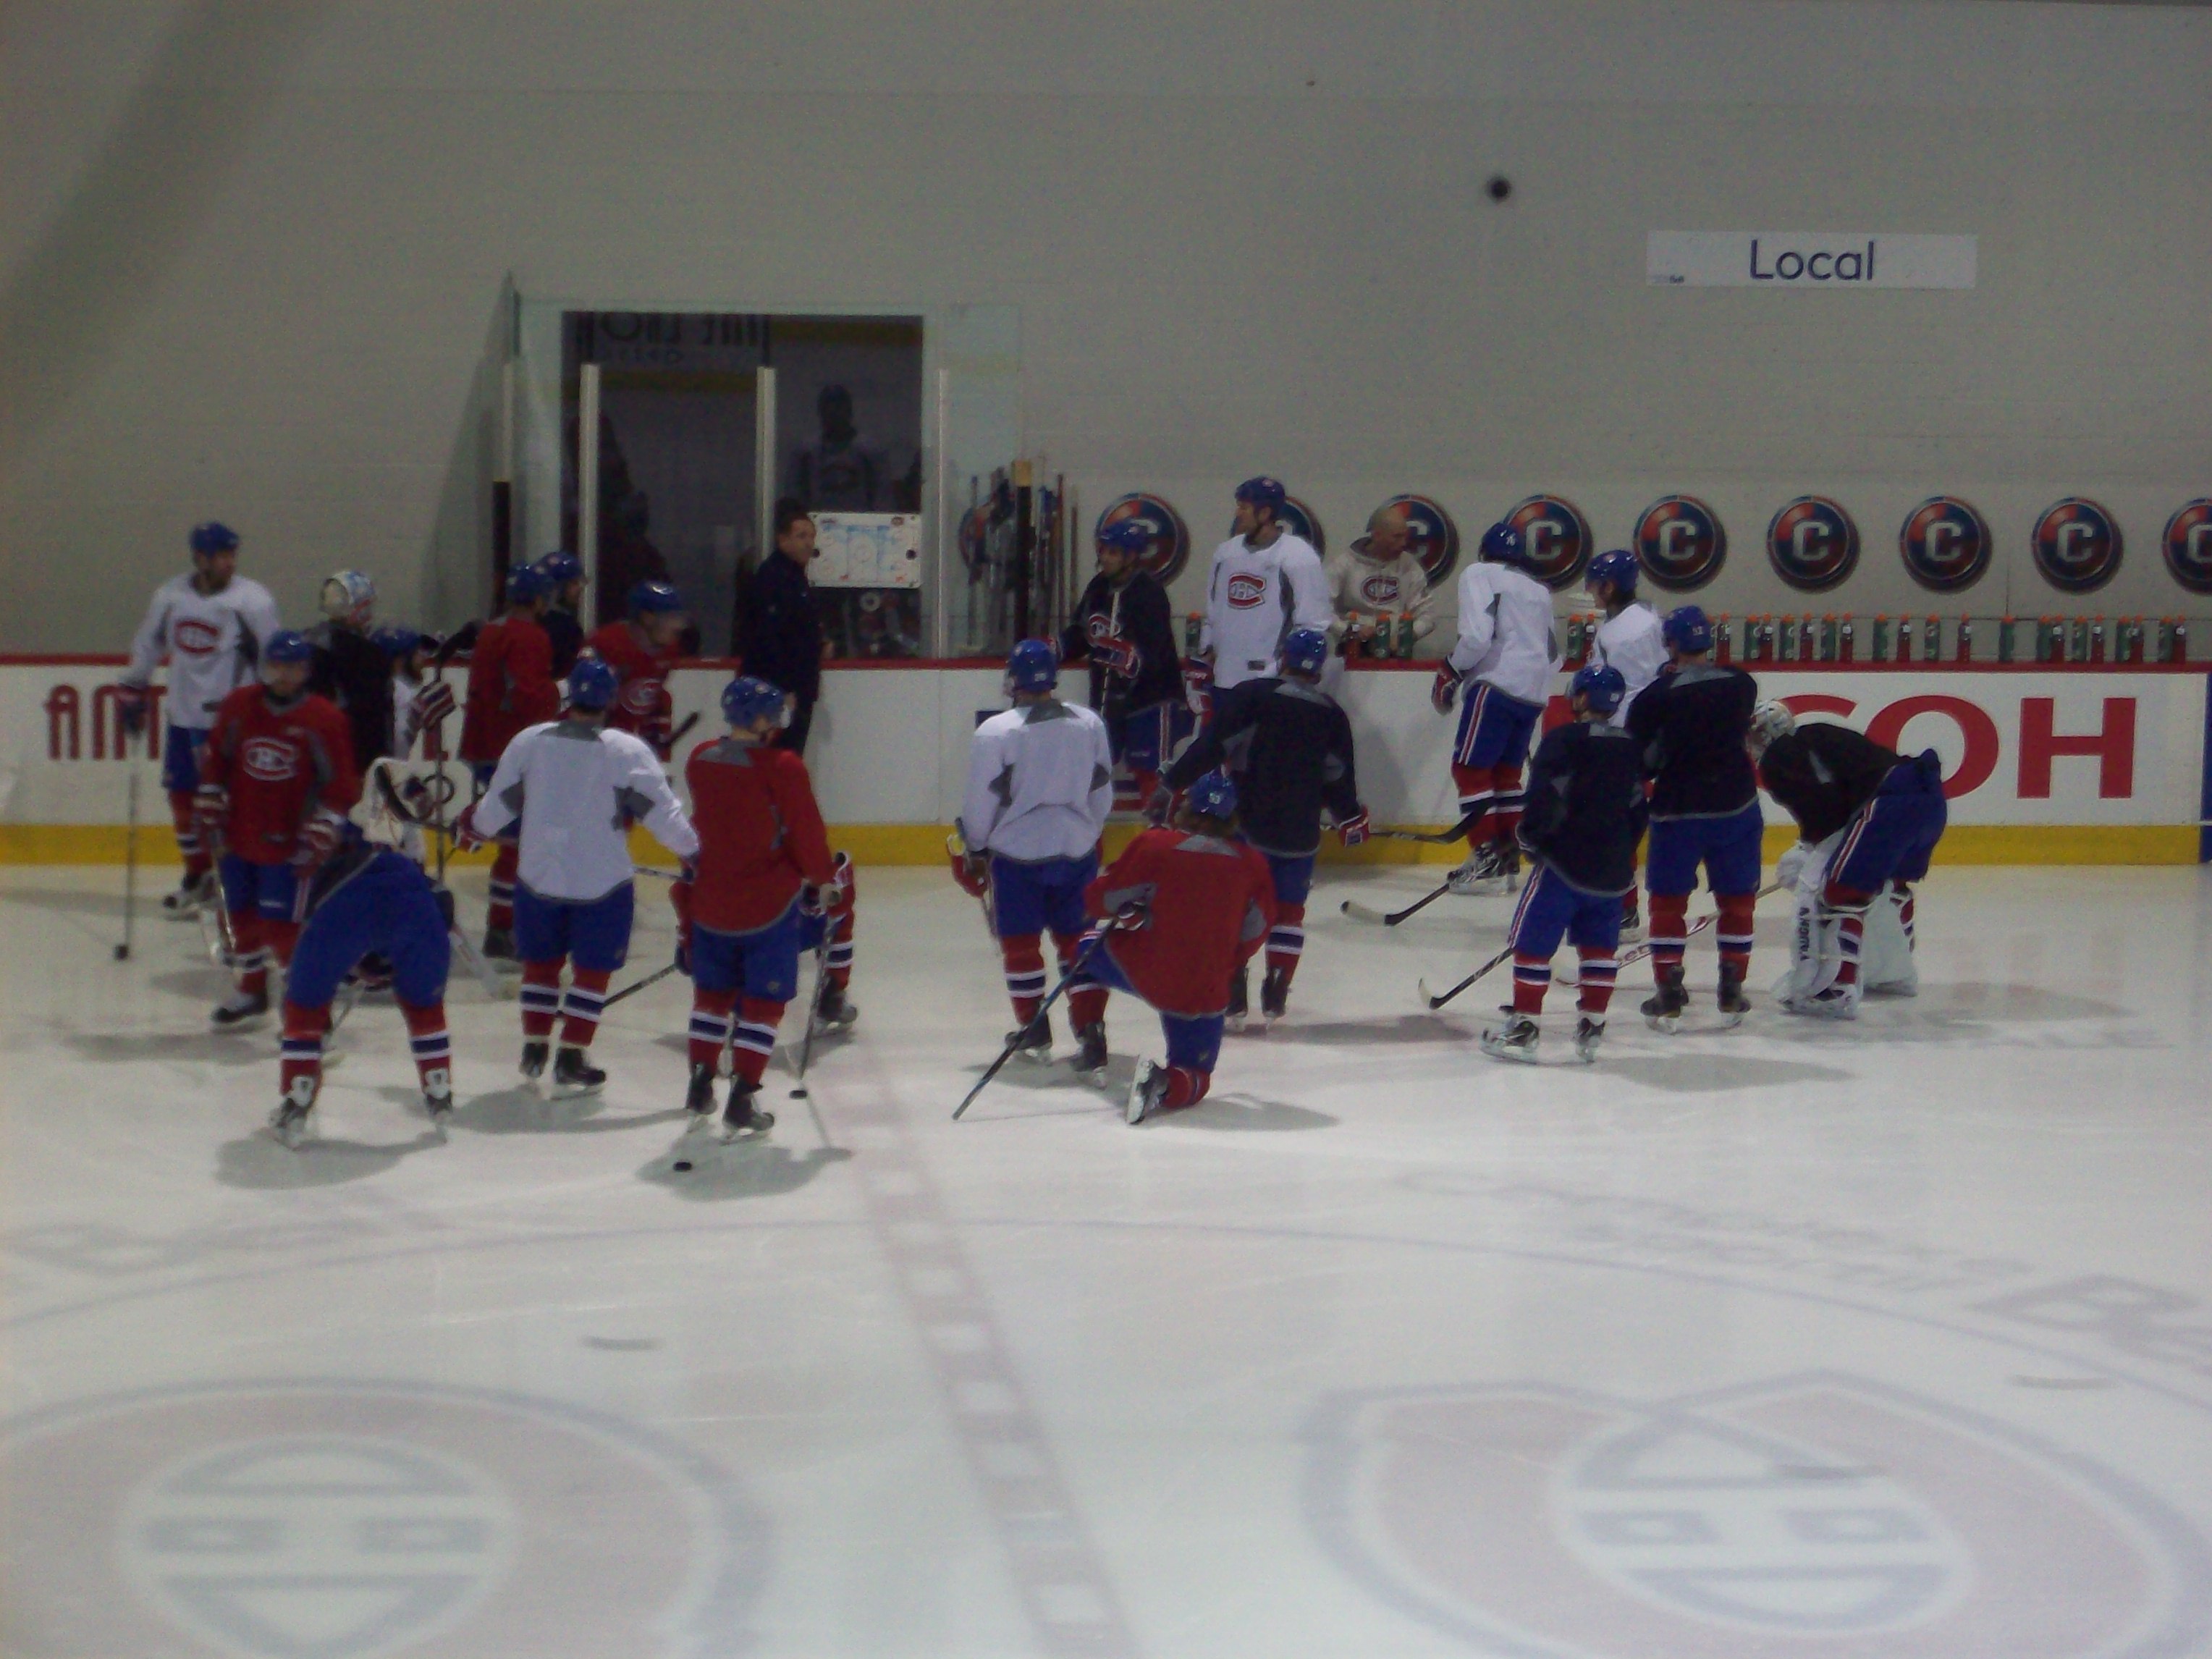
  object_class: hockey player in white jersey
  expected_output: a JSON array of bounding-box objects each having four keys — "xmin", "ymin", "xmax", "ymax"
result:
[
  {"xmin": 114, "ymin": 521, "xmax": 283, "ymax": 914},
  {"xmin": 1188, "ymin": 476, "xmax": 1332, "ymax": 717},
  {"xmin": 1325, "ymin": 502, "xmax": 1436, "ymax": 658},
  {"xmin": 952, "ymin": 639, "xmax": 1117, "ymax": 1077},
  {"xmin": 1582, "ymin": 546, "xmax": 1668, "ymax": 938},
  {"xmin": 1430, "ymin": 521, "xmax": 1561, "ymax": 894},
  {"xmin": 458, "ymin": 657, "xmax": 699, "ymax": 1093}
]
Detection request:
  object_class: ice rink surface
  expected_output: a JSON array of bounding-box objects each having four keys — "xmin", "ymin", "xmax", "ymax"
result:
[{"xmin": 5, "ymin": 859, "xmax": 2211, "ymax": 1658}]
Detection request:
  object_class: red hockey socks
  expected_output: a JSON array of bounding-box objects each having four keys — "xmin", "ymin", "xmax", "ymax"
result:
[
  {"xmin": 689, "ymin": 987, "xmax": 738, "ymax": 1070},
  {"xmin": 1576, "ymin": 945, "xmax": 1618, "ymax": 1016},
  {"xmin": 1265, "ymin": 903, "xmax": 1306, "ymax": 985},
  {"xmin": 279, "ymin": 1000, "xmax": 330, "ymax": 1101},
  {"xmin": 229, "ymin": 911, "xmax": 269, "ymax": 995},
  {"xmin": 1161, "ymin": 1066, "xmax": 1210, "ymax": 1112},
  {"xmin": 170, "ymin": 790, "xmax": 212, "ymax": 882},
  {"xmin": 1451, "ymin": 764, "xmax": 1498, "ymax": 845},
  {"xmin": 1511, "ymin": 954, "xmax": 1552, "ymax": 1015},
  {"xmin": 488, "ymin": 844, "xmax": 518, "ymax": 931},
  {"xmin": 1647, "ymin": 892, "xmax": 1689, "ymax": 967},
  {"xmin": 1895, "ymin": 881, "xmax": 1917, "ymax": 952},
  {"xmin": 1055, "ymin": 934, "xmax": 1108, "ymax": 1028},
  {"xmin": 264, "ymin": 919, "xmax": 300, "ymax": 968},
  {"xmin": 1823, "ymin": 880, "xmax": 1875, "ymax": 986},
  {"xmin": 729, "ymin": 996, "xmax": 785, "ymax": 1086},
  {"xmin": 520, "ymin": 959, "xmax": 563, "ymax": 1038},
  {"xmin": 1715, "ymin": 892, "xmax": 1757, "ymax": 976},
  {"xmin": 400, "ymin": 1000, "xmax": 452, "ymax": 1094},
  {"xmin": 559, "ymin": 968, "xmax": 612, "ymax": 1048},
  {"xmin": 1491, "ymin": 763, "xmax": 1525, "ymax": 845},
  {"xmin": 1001, "ymin": 934, "xmax": 1047, "ymax": 1023}
]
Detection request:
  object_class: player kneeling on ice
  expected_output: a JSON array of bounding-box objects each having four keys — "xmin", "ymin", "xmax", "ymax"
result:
[
  {"xmin": 1481, "ymin": 665, "xmax": 1647, "ymax": 1065},
  {"xmin": 1162, "ymin": 625, "xmax": 1367, "ymax": 1026},
  {"xmin": 953, "ymin": 639, "xmax": 1117, "ymax": 1080},
  {"xmin": 670, "ymin": 675, "xmax": 837, "ymax": 1141},
  {"xmin": 457, "ymin": 657, "xmax": 698, "ymax": 1092},
  {"xmin": 1076, "ymin": 772, "xmax": 1278, "ymax": 1123},
  {"xmin": 1749, "ymin": 702, "xmax": 1945, "ymax": 1019}
]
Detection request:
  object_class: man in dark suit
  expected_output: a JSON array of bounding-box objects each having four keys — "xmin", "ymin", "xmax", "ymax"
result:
[{"xmin": 738, "ymin": 498, "xmax": 827, "ymax": 753}]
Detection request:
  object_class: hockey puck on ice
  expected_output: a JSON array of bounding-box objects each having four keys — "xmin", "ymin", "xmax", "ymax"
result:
[
  {"xmin": 113, "ymin": 944, "xmax": 130, "ymax": 960},
  {"xmin": 790, "ymin": 1086, "xmax": 808, "ymax": 1099},
  {"xmin": 672, "ymin": 1160, "xmax": 692, "ymax": 1173}
]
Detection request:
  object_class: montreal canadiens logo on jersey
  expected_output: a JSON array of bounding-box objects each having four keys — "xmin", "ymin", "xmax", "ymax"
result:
[
  {"xmin": 1377, "ymin": 494, "xmax": 1460, "ymax": 583},
  {"xmin": 1899, "ymin": 496, "xmax": 1992, "ymax": 593},
  {"xmin": 2030, "ymin": 497, "xmax": 2123, "ymax": 594},
  {"xmin": 172, "ymin": 618, "xmax": 220, "ymax": 656},
  {"xmin": 1359, "ymin": 573, "xmax": 1403, "ymax": 607},
  {"xmin": 1096, "ymin": 494, "xmax": 1190, "ymax": 584},
  {"xmin": 2160, "ymin": 499, "xmax": 2212, "ymax": 594},
  {"xmin": 1765, "ymin": 495, "xmax": 1859, "ymax": 592},
  {"xmin": 620, "ymin": 677, "xmax": 662, "ymax": 717},
  {"xmin": 240, "ymin": 737, "xmax": 297, "ymax": 782},
  {"xmin": 1225, "ymin": 573, "xmax": 1267, "ymax": 609},
  {"xmin": 1504, "ymin": 494, "xmax": 1592, "ymax": 590},
  {"xmin": 1634, "ymin": 495, "xmax": 1727, "ymax": 591}
]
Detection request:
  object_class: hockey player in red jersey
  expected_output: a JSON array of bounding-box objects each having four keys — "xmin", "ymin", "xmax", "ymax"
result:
[
  {"xmin": 196, "ymin": 630, "xmax": 361, "ymax": 1030},
  {"xmin": 1075, "ymin": 770, "xmax": 1277, "ymax": 1123},
  {"xmin": 670, "ymin": 675, "xmax": 837, "ymax": 1140},
  {"xmin": 588, "ymin": 580, "xmax": 689, "ymax": 756},
  {"xmin": 457, "ymin": 565, "xmax": 560, "ymax": 957}
]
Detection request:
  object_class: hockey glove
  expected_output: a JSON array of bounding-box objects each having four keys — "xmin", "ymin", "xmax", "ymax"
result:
[
  {"xmin": 1335, "ymin": 807, "xmax": 1372, "ymax": 848},
  {"xmin": 297, "ymin": 807, "xmax": 347, "ymax": 865},
  {"xmin": 1183, "ymin": 659, "xmax": 1214, "ymax": 719},
  {"xmin": 1430, "ymin": 663, "xmax": 1461, "ymax": 714},
  {"xmin": 798, "ymin": 882, "xmax": 830, "ymax": 918},
  {"xmin": 950, "ymin": 848, "xmax": 991, "ymax": 899},
  {"xmin": 1141, "ymin": 787, "xmax": 1173, "ymax": 828},
  {"xmin": 192, "ymin": 783, "xmax": 229, "ymax": 832},
  {"xmin": 824, "ymin": 848, "xmax": 854, "ymax": 902},
  {"xmin": 114, "ymin": 683, "xmax": 148, "ymax": 738},
  {"xmin": 1094, "ymin": 635, "xmax": 1141, "ymax": 679},
  {"xmin": 1775, "ymin": 841, "xmax": 1812, "ymax": 890},
  {"xmin": 409, "ymin": 680, "xmax": 456, "ymax": 746}
]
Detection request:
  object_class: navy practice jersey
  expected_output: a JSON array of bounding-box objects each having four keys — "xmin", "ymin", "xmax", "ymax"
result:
[
  {"xmin": 1626, "ymin": 662, "xmax": 1760, "ymax": 819},
  {"xmin": 1165, "ymin": 676, "xmax": 1359, "ymax": 858},
  {"xmin": 1059, "ymin": 569, "xmax": 1183, "ymax": 717},
  {"xmin": 1760, "ymin": 723, "xmax": 1901, "ymax": 844},
  {"xmin": 1518, "ymin": 719, "xmax": 1649, "ymax": 895}
]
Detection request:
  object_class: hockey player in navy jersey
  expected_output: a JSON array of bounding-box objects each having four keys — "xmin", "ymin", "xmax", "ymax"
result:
[
  {"xmin": 1058, "ymin": 518, "xmax": 1184, "ymax": 811},
  {"xmin": 1481, "ymin": 664, "xmax": 1647, "ymax": 1065},
  {"xmin": 536, "ymin": 549, "xmax": 587, "ymax": 677},
  {"xmin": 1624, "ymin": 604, "xmax": 1763, "ymax": 1031},
  {"xmin": 1162, "ymin": 625, "xmax": 1367, "ymax": 1026}
]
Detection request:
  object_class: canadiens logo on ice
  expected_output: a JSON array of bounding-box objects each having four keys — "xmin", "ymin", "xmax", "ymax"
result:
[
  {"xmin": 1225, "ymin": 573, "xmax": 1268, "ymax": 609},
  {"xmin": 1377, "ymin": 494, "xmax": 1460, "ymax": 583},
  {"xmin": 1634, "ymin": 495, "xmax": 1727, "ymax": 591},
  {"xmin": 2161, "ymin": 499, "xmax": 2212, "ymax": 595},
  {"xmin": 240, "ymin": 738, "xmax": 297, "ymax": 782},
  {"xmin": 173, "ymin": 618, "xmax": 220, "ymax": 655},
  {"xmin": 1899, "ymin": 496, "xmax": 1993, "ymax": 594},
  {"xmin": 1504, "ymin": 494, "xmax": 1592, "ymax": 590},
  {"xmin": 2031, "ymin": 497, "xmax": 2123, "ymax": 594},
  {"xmin": 1095, "ymin": 493, "xmax": 1191, "ymax": 584},
  {"xmin": 1766, "ymin": 495, "xmax": 1859, "ymax": 593}
]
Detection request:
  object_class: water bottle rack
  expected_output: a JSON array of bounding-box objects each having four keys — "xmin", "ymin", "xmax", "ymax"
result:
[{"xmin": 1559, "ymin": 612, "xmax": 2192, "ymax": 670}]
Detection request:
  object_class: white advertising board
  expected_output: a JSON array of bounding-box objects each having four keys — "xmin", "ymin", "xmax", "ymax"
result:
[{"xmin": 1647, "ymin": 232, "xmax": 1977, "ymax": 290}]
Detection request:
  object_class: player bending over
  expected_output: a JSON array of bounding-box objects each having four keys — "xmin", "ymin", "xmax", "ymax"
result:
[
  {"xmin": 953, "ymin": 640, "xmax": 1116, "ymax": 1079},
  {"xmin": 1058, "ymin": 518, "xmax": 1183, "ymax": 812},
  {"xmin": 671, "ymin": 675, "xmax": 836, "ymax": 1141},
  {"xmin": 1625, "ymin": 604, "xmax": 1762, "ymax": 1032},
  {"xmin": 1432, "ymin": 522, "xmax": 1558, "ymax": 895},
  {"xmin": 116, "ymin": 521, "xmax": 283, "ymax": 916},
  {"xmin": 1075, "ymin": 772, "xmax": 1277, "ymax": 1123},
  {"xmin": 1480, "ymin": 665, "xmax": 1647, "ymax": 1065},
  {"xmin": 588, "ymin": 580, "xmax": 690, "ymax": 757},
  {"xmin": 198, "ymin": 630, "xmax": 360, "ymax": 1030},
  {"xmin": 1750, "ymin": 703, "xmax": 1946, "ymax": 1018},
  {"xmin": 459, "ymin": 657, "xmax": 698, "ymax": 1092},
  {"xmin": 1188, "ymin": 476, "xmax": 1331, "ymax": 722},
  {"xmin": 457, "ymin": 565, "xmax": 560, "ymax": 959},
  {"xmin": 1162, "ymin": 625, "xmax": 1367, "ymax": 1026}
]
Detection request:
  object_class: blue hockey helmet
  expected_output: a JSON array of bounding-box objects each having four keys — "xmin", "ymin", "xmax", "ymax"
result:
[
  {"xmin": 1571, "ymin": 662, "xmax": 1628, "ymax": 716},
  {"xmin": 319, "ymin": 569, "xmax": 375, "ymax": 626},
  {"xmin": 1587, "ymin": 547, "xmax": 1639, "ymax": 595},
  {"xmin": 262, "ymin": 629, "xmax": 314, "ymax": 665},
  {"xmin": 1098, "ymin": 518, "xmax": 1152, "ymax": 555},
  {"xmin": 536, "ymin": 549, "xmax": 583, "ymax": 586},
  {"xmin": 1234, "ymin": 476, "xmax": 1288, "ymax": 512},
  {"xmin": 722, "ymin": 675, "xmax": 789, "ymax": 730},
  {"xmin": 1662, "ymin": 604, "xmax": 1715, "ymax": 655},
  {"xmin": 189, "ymin": 520, "xmax": 240, "ymax": 557},
  {"xmin": 1184, "ymin": 770, "xmax": 1239, "ymax": 822},
  {"xmin": 1005, "ymin": 638, "xmax": 1060, "ymax": 696},
  {"xmin": 566, "ymin": 655, "xmax": 620, "ymax": 711},
  {"xmin": 628, "ymin": 579, "xmax": 685, "ymax": 617},
  {"xmin": 370, "ymin": 625, "xmax": 423, "ymax": 659},
  {"xmin": 506, "ymin": 563, "xmax": 550, "ymax": 606},
  {"xmin": 1280, "ymin": 626, "xmax": 1330, "ymax": 679},
  {"xmin": 1478, "ymin": 521, "xmax": 1527, "ymax": 567}
]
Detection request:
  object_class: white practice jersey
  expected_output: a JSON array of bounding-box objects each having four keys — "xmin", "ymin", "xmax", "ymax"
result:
[
  {"xmin": 1592, "ymin": 602, "xmax": 1668, "ymax": 726},
  {"xmin": 961, "ymin": 699, "xmax": 1115, "ymax": 864},
  {"xmin": 473, "ymin": 719, "xmax": 698, "ymax": 903},
  {"xmin": 1448, "ymin": 562, "xmax": 1558, "ymax": 706},
  {"xmin": 122, "ymin": 573, "xmax": 283, "ymax": 731},
  {"xmin": 1201, "ymin": 531, "xmax": 1332, "ymax": 688},
  {"xmin": 1324, "ymin": 546, "xmax": 1435, "ymax": 642}
]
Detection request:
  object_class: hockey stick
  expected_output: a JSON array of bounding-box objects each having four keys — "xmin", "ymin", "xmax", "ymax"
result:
[
  {"xmin": 1554, "ymin": 882, "xmax": 1787, "ymax": 985},
  {"xmin": 1373, "ymin": 818, "xmax": 1475, "ymax": 847},
  {"xmin": 790, "ymin": 931, "xmax": 831, "ymax": 1099},
  {"xmin": 604, "ymin": 958, "xmax": 683, "ymax": 1008},
  {"xmin": 953, "ymin": 914, "xmax": 1134, "ymax": 1121},
  {"xmin": 114, "ymin": 769, "xmax": 140, "ymax": 961},
  {"xmin": 1417, "ymin": 943, "xmax": 1515, "ymax": 1011},
  {"xmin": 1341, "ymin": 877, "xmax": 1453, "ymax": 927}
]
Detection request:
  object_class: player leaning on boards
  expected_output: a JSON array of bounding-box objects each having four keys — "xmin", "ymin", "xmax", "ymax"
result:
[
  {"xmin": 1162, "ymin": 625, "xmax": 1368, "ymax": 1028},
  {"xmin": 1479, "ymin": 664, "xmax": 1647, "ymax": 1067},
  {"xmin": 456, "ymin": 564, "xmax": 560, "ymax": 960},
  {"xmin": 1751, "ymin": 702, "xmax": 1946, "ymax": 1019},
  {"xmin": 1625, "ymin": 604, "xmax": 1763, "ymax": 1031},
  {"xmin": 952, "ymin": 640, "xmax": 1117, "ymax": 1081},
  {"xmin": 1058, "ymin": 518, "xmax": 1183, "ymax": 813},
  {"xmin": 670, "ymin": 675, "xmax": 837, "ymax": 1142},
  {"xmin": 115, "ymin": 521, "xmax": 284, "ymax": 916},
  {"xmin": 1186, "ymin": 476, "xmax": 1332, "ymax": 721},
  {"xmin": 457, "ymin": 657, "xmax": 699, "ymax": 1094},
  {"xmin": 1431, "ymin": 521, "xmax": 1560, "ymax": 895},
  {"xmin": 1582, "ymin": 547, "xmax": 1667, "ymax": 942}
]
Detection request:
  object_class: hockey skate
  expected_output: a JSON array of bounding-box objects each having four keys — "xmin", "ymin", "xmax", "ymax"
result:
[
  {"xmin": 1641, "ymin": 963, "xmax": 1688, "ymax": 1034},
  {"xmin": 814, "ymin": 977, "xmax": 859, "ymax": 1031},
  {"xmin": 421, "ymin": 1068, "xmax": 453, "ymax": 1138},
  {"xmin": 1446, "ymin": 842, "xmax": 1507, "ymax": 896},
  {"xmin": 1226, "ymin": 967, "xmax": 1250, "ymax": 1031},
  {"xmin": 1073, "ymin": 1021, "xmax": 1109, "ymax": 1086},
  {"xmin": 1006, "ymin": 1012, "xmax": 1054, "ymax": 1063},
  {"xmin": 1259, "ymin": 968, "xmax": 1289, "ymax": 1023},
  {"xmin": 518, "ymin": 1040, "xmax": 549, "ymax": 1079},
  {"xmin": 552, "ymin": 1046, "xmax": 606, "ymax": 1094},
  {"xmin": 1572, "ymin": 1016, "xmax": 1605, "ymax": 1064},
  {"xmin": 162, "ymin": 871, "xmax": 216, "ymax": 919},
  {"xmin": 715, "ymin": 1078, "xmax": 775, "ymax": 1141},
  {"xmin": 1715, "ymin": 966, "xmax": 1750, "ymax": 1028},
  {"xmin": 685, "ymin": 1063, "xmax": 719, "ymax": 1129},
  {"xmin": 1618, "ymin": 905, "xmax": 1645, "ymax": 945},
  {"xmin": 1479, "ymin": 1013, "xmax": 1541, "ymax": 1063},
  {"xmin": 480, "ymin": 926, "xmax": 517, "ymax": 963},
  {"xmin": 210, "ymin": 987, "xmax": 270, "ymax": 1032},
  {"xmin": 269, "ymin": 1076, "xmax": 318, "ymax": 1148},
  {"xmin": 1789, "ymin": 981, "xmax": 1862, "ymax": 1021},
  {"xmin": 1126, "ymin": 1058, "xmax": 1170, "ymax": 1124}
]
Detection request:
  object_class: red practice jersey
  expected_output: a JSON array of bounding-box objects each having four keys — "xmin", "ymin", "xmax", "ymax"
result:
[
  {"xmin": 459, "ymin": 612, "xmax": 558, "ymax": 764},
  {"xmin": 682, "ymin": 736, "xmax": 835, "ymax": 932},
  {"xmin": 202, "ymin": 686, "xmax": 360, "ymax": 865},
  {"xmin": 1085, "ymin": 827, "xmax": 1275, "ymax": 1017},
  {"xmin": 587, "ymin": 621, "xmax": 680, "ymax": 745}
]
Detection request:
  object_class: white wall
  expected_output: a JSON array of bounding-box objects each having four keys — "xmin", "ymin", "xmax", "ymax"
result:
[{"xmin": 3, "ymin": 1, "xmax": 2208, "ymax": 650}]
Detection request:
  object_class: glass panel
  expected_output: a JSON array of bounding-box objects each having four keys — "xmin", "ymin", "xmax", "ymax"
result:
[{"xmin": 932, "ymin": 305, "xmax": 1023, "ymax": 657}]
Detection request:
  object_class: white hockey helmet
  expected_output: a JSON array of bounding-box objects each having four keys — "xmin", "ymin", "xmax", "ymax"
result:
[
  {"xmin": 1748, "ymin": 698, "xmax": 1797, "ymax": 759},
  {"xmin": 319, "ymin": 569, "xmax": 376, "ymax": 628}
]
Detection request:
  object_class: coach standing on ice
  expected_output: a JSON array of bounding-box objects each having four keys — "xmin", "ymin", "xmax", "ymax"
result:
[{"xmin": 738, "ymin": 499, "xmax": 827, "ymax": 754}]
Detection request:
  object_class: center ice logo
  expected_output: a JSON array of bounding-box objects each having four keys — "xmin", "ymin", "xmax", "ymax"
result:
[
  {"xmin": 1634, "ymin": 495, "xmax": 1728, "ymax": 591},
  {"xmin": 1767, "ymin": 495, "xmax": 1860, "ymax": 593},
  {"xmin": 174, "ymin": 618, "xmax": 221, "ymax": 655},
  {"xmin": 2031, "ymin": 497, "xmax": 2124, "ymax": 594},
  {"xmin": 1226, "ymin": 573, "xmax": 1267, "ymax": 608},
  {"xmin": 1504, "ymin": 494, "xmax": 1593, "ymax": 590},
  {"xmin": 1899, "ymin": 496, "xmax": 1993, "ymax": 594},
  {"xmin": 240, "ymin": 738, "xmax": 297, "ymax": 782},
  {"xmin": 1309, "ymin": 1372, "xmax": 2200, "ymax": 1658}
]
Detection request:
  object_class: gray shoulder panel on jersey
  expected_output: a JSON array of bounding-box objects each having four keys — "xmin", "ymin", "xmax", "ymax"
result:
[
  {"xmin": 1672, "ymin": 662, "xmax": 1739, "ymax": 688},
  {"xmin": 1092, "ymin": 763, "xmax": 1112, "ymax": 792},
  {"xmin": 1176, "ymin": 835, "xmax": 1246, "ymax": 858},
  {"xmin": 1020, "ymin": 700, "xmax": 1075, "ymax": 724},
  {"xmin": 1279, "ymin": 681, "xmax": 1334, "ymax": 708},
  {"xmin": 549, "ymin": 719, "xmax": 604, "ymax": 740},
  {"xmin": 500, "ymin": 781, "xmax": 526, "ymax": 814},
  {"xmin": 698, "ymin": 737, "xmax": 754, "ymax": 767},
  {"xmin": 991, "ymin": 760, "xmax": 1016, "ymax": 806},
  {"xmin": 615, "ymin": 785, "xmax": 657, "ymax": 822},
  {"xmin": 1099, "ymin": 879, "xmax": 1157, "ymax": 915}
]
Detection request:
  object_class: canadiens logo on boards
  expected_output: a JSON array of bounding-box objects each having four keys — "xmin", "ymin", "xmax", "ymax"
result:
[
  {"xmin": 1096, "ymin": 494, "xmax": 1191, "ymax": 584},
  {"xmin": 2030, "ymin": 497, "xmax": 2124, "ymax": 594},
  {"xmin": 1634, "ymin": 495, "xmax": 1728, "ymax": 591},
  {"xmin": 2161, "ymin": 499, "xmax": 2212, "ymax": 595},
  {"xmin": 1899, "ymin": 496, "xmax": 1993, "ymax": 594},
  {"xmin": 1225, "ymin": 573, "xmax": 1268, "ymax": 609},
  {"xmin": 172, "ymin": 619, "xmax": 220, "ymax": 655},
  {"xmin": 240, "ymin": 738, "xmax": 296, "ymax": 782},
  {"xmin": 1503, "ymin": 494, "xmax": 1593, "ymax": 590},
  {"xmin": 1765, "ymin": 496, "xmax": 1860, "ymax": 593},
  {"xmin": 1372, "ymin": 494, "xmax": 1460, "ymax": 583}
]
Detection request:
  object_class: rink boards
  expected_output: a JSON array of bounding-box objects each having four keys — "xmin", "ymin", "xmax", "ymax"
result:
[{"xmin": 4, "ymin": 658, "xmax": 2206, "ymax": 864}]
